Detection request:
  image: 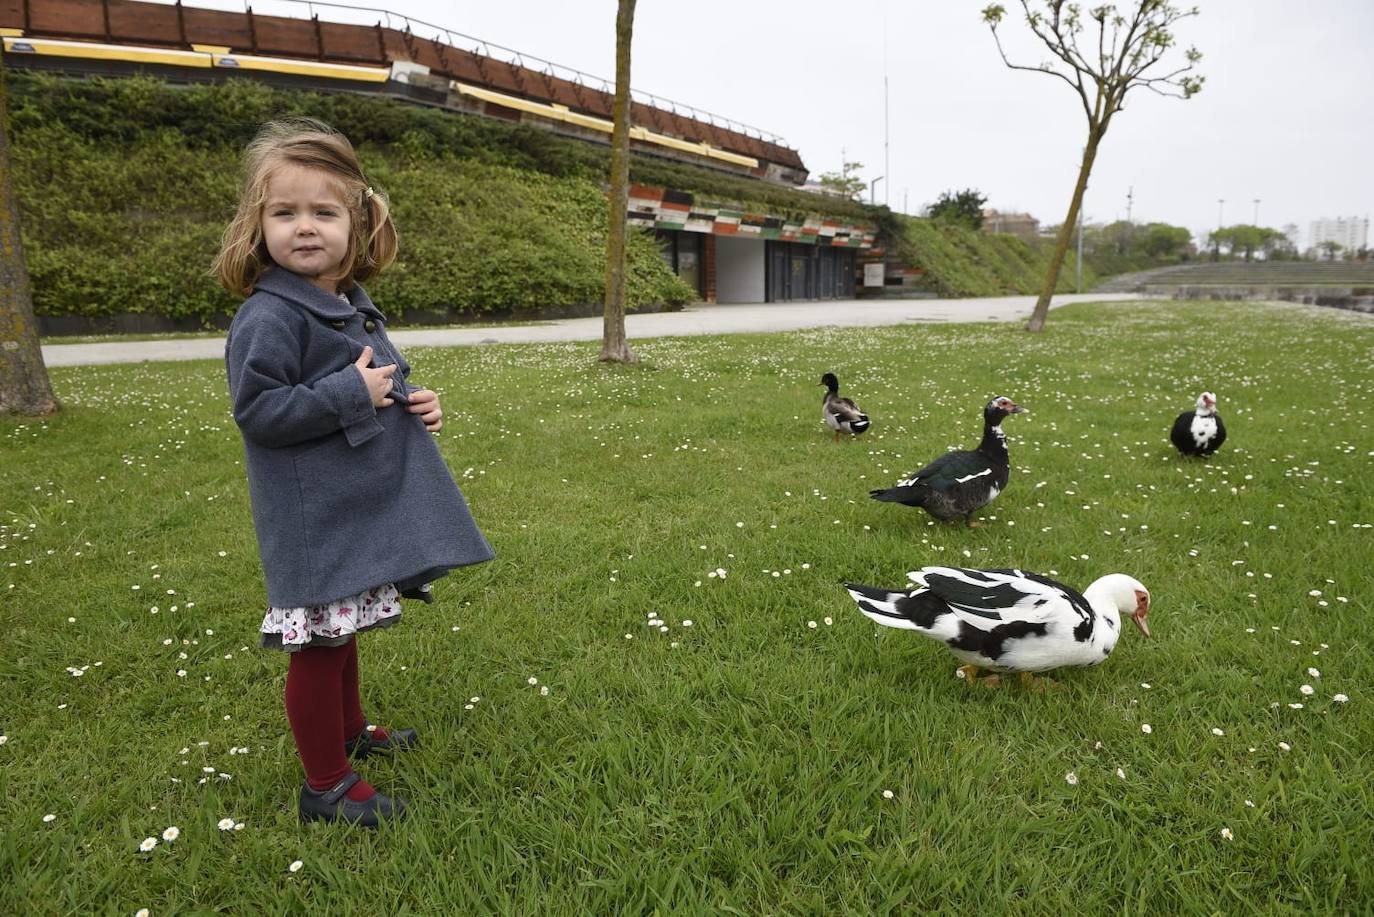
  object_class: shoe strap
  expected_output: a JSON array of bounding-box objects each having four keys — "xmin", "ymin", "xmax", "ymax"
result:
[{"xmin": 319, "ymin": 772, "xmax": 362, "ymax": 804}]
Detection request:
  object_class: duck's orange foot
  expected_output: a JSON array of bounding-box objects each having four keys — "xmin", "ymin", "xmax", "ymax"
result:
[{"xmin": 1018, "ymin": 672, "xmax": 1061, "ymax": 693}]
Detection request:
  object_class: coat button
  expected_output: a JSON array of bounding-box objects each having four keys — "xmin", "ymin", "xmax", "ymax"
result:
[
  {"xmin": 330, "ymin": 319, "xmax": 346, "ymax": 331},
  {"xmin": 364, "ymin": 320, "xmax": 376, "ymax": 333}
]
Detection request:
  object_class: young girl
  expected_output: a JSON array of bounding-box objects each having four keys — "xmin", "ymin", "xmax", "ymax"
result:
[{"xmin": 214, "ymin": 118, "xmax": 494, "ymax": 826}]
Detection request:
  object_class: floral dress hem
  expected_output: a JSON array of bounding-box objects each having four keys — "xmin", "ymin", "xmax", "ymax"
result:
[{"xmin": 259, "ymin": 583, "xmax": 403, "ymax": 653}]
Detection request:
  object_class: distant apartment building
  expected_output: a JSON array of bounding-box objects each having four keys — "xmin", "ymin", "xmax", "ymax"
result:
[
  {"xmin": 982, "ymin": 209, "xmax": 1041, "ymax": 240},
  {"xmin": 1308, "ymin": 216, "xmax": 1369, "ymax": 256}
]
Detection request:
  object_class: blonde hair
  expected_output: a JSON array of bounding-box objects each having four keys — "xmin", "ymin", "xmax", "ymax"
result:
[{"xmin": 213, "ymin": 118, "xmax": 398, "ymax": 297}]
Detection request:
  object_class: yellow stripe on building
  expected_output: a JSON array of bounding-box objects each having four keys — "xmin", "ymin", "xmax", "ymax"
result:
[
  {"xmin": 452, "ymin": 81, "xmax": 757, "ymax": 169},
  {"xmin": 3, "ymin": 36, "xmax": 212, "ymax": 68},
  {"xmin": 1, "ymin": 36, "xmax": 389, "ymax": 83}
]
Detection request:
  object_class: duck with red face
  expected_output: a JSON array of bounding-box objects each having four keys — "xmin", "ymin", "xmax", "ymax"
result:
[
  {"xmin": 870, "ymin": 396, "xmax": 1029, "ymax": 526},
  {"xmin": 1171, "ymin": 391, "xmax": 1227, "ymax": 456}
]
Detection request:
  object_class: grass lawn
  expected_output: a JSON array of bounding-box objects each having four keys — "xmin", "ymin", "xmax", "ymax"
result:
[{"xmin": 2, "ymin": 299, "xmax": 1371, "ymax": 914}]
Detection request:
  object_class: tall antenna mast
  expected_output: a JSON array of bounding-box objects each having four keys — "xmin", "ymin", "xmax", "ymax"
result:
[
  {"xmin": 1126, "ymin": 186, "xmax": 1134, "ymax": 223},
  {"xmin": 883, "ymin": 2, "xmax": 890, "ymax": 206}
]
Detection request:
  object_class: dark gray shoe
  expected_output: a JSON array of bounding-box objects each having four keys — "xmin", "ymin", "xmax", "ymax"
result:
[
  {"xmin": 345, "ymin": 724, "xmax": 419, "ymax": 759},
  {"xmin": 298, "ymin": 773, "xmax": 406, "ymax": 827}
]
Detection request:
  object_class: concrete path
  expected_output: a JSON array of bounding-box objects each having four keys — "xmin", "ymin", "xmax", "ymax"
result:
[{"xmin": 40, "ymin": 293, "xmax": 1143, "ymax": 367}]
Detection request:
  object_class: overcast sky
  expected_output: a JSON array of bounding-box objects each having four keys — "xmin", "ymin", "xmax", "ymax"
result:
[{"xmin": 244, "ymin": 0, "xmax": 1373, "ymax": 246}]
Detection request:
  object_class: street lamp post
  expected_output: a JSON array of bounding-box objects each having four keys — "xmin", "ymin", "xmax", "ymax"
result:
[{"xmin": 869, "ymin": 176, "xmax": 885, "ymax": 205}]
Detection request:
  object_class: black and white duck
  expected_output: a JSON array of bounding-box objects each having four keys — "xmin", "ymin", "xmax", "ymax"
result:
[
  {"xmin": 845, "ymin": 566, "xmax": 1151, "ymax": 686},
  {"xmin": 1170, "ymin": 391, "xmax": 1226, "ymax": 456},
  {"xmin": 869, "ymin": 396, "xmax": 1027, "ymax": 525},
  {"xmin": 820, "ymin": 372, "xmax": 871, "ymax": 443}
]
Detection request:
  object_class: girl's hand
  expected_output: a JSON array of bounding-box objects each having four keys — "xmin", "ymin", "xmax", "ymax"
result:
[
  {"xmin": 354, "ymin": 346, "xmax": 396, "ymax": 408},
  {"xmin": 406, "ymin": 388, "xmax": 444, "ymax": 432}
]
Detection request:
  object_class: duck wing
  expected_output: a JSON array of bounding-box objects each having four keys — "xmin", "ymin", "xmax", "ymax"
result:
[
  {"xmin": 1210, "ymin": 414, "xmax": 1226, "ymax": 451},
  {"xmin": 824, "ymin": 393, "xmax": 870, "ymax": 435},
  {"xmin": 897, "ymin": 449, "xmax": 993, "ymax": 492},
  {"xmin": 824, "ymin": 395, "xmax": 866, "ymax": 424},
  {"xmin": 909, "ymin": 566, "xmax": 1090, "ymax": 633},
  {"xmin": 1170, "ymin": 411, "xmax": 1196, "ymax": 452}
]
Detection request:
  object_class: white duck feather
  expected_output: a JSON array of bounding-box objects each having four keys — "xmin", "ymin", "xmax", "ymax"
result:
[{"xmin": 845, "ymin": 566, "xmax": 1150, "ymax": 673}]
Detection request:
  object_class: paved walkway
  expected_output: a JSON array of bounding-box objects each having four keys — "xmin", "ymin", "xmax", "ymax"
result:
[{"xmin": 40, "ymin": 293, "xmax": 1143, "ymax": 367}]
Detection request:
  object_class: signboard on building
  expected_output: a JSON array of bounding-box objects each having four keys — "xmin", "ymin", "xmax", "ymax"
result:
[{"xmin": 862, "ymin": 263, "xmax": 885, "ymax": 287}]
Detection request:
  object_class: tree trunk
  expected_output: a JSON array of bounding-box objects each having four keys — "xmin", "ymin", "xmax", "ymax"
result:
[
  {"xmin": 1025, "ymin": 131, "xmax": 1103, "ymax": 333},
  {"xmin": 599, "ymin": 0, "xmax": 638, "ymax": 364},
  {"xmin": 0, "ymin": 51, "xmax": 57, "ymax": 416}
]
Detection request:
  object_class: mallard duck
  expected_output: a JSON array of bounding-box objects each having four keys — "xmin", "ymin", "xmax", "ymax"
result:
[
  {"xmin": 845, "ymin": 566, "xmax": 1151, "ymax": 685},
  {"xmin": 1170, "ymin": 391, "xmax": 1226, "ymax": 456},
  {"xmin": 820, "ymin": 372, "xmax": 870, "ymax": 443},
  {"xmin": 869, "ymin": 396, "xmax": 1027, "ymax": 525}
]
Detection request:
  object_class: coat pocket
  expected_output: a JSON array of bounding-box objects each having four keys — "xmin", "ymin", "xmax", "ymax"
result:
[{"xmin": 293, "ymin": 433, "xmax": 389, "ymax": 560}]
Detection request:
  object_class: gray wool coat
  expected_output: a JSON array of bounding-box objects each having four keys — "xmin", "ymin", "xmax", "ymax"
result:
[{"xmin": 225, "ymin": 267, "xmax": 494, "ymax": 607}]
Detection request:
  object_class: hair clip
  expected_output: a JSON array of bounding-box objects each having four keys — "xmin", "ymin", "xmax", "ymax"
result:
[{"xmin": 364, "ymin": 186, "xmax": 375, "ymax": 200}]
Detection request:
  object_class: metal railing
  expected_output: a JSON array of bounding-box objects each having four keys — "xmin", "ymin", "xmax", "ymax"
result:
[{"xmin": 144, "ymin": 0, "xmax": 792, "ymax": 147}]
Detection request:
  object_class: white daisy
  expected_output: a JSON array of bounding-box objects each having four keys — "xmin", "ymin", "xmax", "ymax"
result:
[
  {"xmin": 1064, "ymin": 772, "xmax": 1079, "ymax": 786},
  {"xmin": 138, "ymin": 837, "xmax": 157, "ymax": 852},
  {"xmin": 217, "ymin": 818, "xmax": 235, "ymax": 831},
  {"xmin": 1220, "ymin": 827, "xmax": 1234, "ymax": 841},
  {"xmin": 288, "ymin": 859, "xmax": 304, "ymax": 873},
  {"xmin": 161, "ymin": 826, "xmax": 180, "ymax": 842}
]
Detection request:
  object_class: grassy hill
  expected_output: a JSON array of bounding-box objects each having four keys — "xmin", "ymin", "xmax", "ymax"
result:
[
  {"xmin": 10, "ymin": 72, "xmax": 1075, "ymax": 325},
  {"xmin": 887, "ymin": 216, "xmax": 1094, "ymax": 297}
]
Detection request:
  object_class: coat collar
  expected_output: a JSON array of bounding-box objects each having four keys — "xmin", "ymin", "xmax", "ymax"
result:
[{"xmin": 254, "ymin": 267, "xmax": 386, "ymax": 322}]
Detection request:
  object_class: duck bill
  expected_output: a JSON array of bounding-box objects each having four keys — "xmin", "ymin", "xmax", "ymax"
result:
[
  {"xmin": 1132, "ymin": 611, "xmax": 1151, "ymax": 638},
  {"xmin": 1010, "ymin": 404, "xmax": 1029, "ymax": 414}
]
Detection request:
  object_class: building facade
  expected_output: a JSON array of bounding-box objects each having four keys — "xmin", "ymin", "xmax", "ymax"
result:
[{"xmin": 1308, "ymin": 216, "xmax": 1369, "ymax": 256}]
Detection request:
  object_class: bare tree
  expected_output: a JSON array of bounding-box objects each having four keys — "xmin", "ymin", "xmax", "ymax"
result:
[
  {"xmin": 600, "ymin": 0, "xmax": 638, "ymax": 363},
  {"xmin": 0, "ymin": 52, "xmax": 57, "ymax": 415},
  {"xmin": 983, "ymin": 1, "xmax": 1203, "ymax": 331}
]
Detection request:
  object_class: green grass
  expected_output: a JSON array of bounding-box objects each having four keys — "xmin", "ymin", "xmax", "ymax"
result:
[{"xmin": 2, "ymin": 300, "xmax": 1371, "ymax": 914}]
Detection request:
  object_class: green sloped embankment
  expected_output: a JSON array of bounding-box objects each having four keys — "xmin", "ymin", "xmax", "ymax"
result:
[
  {"xmin": 11, "ymin": 72, "xmax": 1083, "ymax": 327},
  {"xmin": 886, "ymin": 215, "xmax": 1095, "ymax": 297}
]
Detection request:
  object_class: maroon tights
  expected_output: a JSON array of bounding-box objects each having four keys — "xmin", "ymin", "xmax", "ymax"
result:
[{"xmin": 284, "ymin": 638, "xmax": 376, "ymax": 800}]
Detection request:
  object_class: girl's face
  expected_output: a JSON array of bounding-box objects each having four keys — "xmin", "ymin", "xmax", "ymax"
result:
[{"xmin": 261, "ymin": 164, "xmax": 352, "ymax": 293}]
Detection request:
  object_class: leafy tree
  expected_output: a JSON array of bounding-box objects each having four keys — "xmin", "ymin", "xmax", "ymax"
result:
[
  {"xmin": 817, "ymin": 161, "xmax": 866, "ymax": 200},
  {"xmin": 601, "ymin": 0, "xmax": 638, "ymax": 363},
  {"xmin": 926, "ymin": 189, "xmax": 987, "ymax": 229},
  {"xmin": 1139, "ymin": 222, "xmax": 1192, "ymax": 259},
  {"xmin": 982, "ymin": 1, "xmax": 1203, "ymax": 331},
  {"xmin": 1209, "ymin": 224, "xmax": 1285, "ymax": 261},
  {"xmin": 0, "ymin": 52, "xmax": 56, "ymax": 415},
  {"xmin": 1318, "ymin": 240, "xmax": 1344, "ymax": 261}
]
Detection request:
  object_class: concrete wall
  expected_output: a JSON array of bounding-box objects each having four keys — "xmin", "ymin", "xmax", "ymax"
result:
[{"xmin": 715, "ymin": 236, "xmax": 766, "ymax": 303}]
